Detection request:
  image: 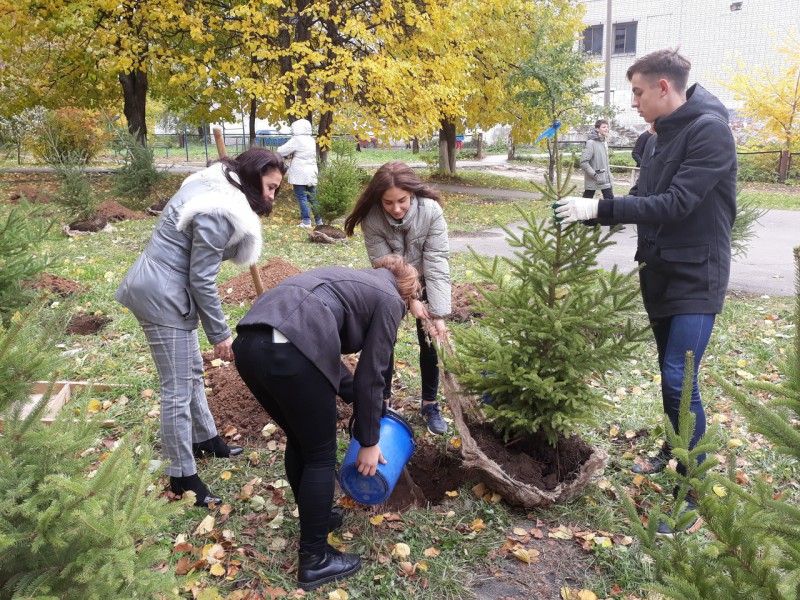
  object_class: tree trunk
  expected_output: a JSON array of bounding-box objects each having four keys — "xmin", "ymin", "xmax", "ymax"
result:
[
  {"xmin": 248, "ymin": 98, "xmax": 257, "ymax": 147},
  {"xmin": 439, "ymin": 119, "xmax": 457, "ymax": 175},
  {"xmin": 412, "ymin": 137, "xmax": 419, "ymax": 154},
  {"xmin": 547, "ymin": 140, "xmax": 556, "ymax": 184},
  {"xmin": 118, "ymin": 69, "xmax": 148, "ymax": 145},
  {"xmin": 507, "ymin": 133, "xmax": 515, "ymax": 160},
  {"xmin": 778, "ymin": 149, "xmax": 790, "ymax": 183},
  {"xmin": 476, "ymin": 132, "xmax": 484, "ymax": 159}
]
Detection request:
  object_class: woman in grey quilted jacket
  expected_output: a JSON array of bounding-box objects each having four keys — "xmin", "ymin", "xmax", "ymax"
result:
[
  {"xmin": 116, "ymin": 147, "xmax": 286, "ymax": 506},
  {"xmin": 344, "ymin": 161, "xmax": 451, "ymax": 435}
]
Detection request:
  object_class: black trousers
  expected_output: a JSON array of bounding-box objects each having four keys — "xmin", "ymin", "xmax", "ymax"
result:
[
  {"xmin": 582, "ymin": 187, "xmax": 614, "ymax": 199},
  {"xmin": 382, "ymin": 317, "xmax": 440, "ymax": 402},
  {"xmin": 233, "ymin": 329, "xmax": 336, "ymax": 554}
]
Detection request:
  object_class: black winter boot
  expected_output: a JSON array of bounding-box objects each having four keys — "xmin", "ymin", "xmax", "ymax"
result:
[
  {"xmin": 169, "ymin": 473, "xmax": 221, "ymax": 507},
  {"xmin": 297, "ymin": 549, "xmax": 361, "ymax": 591},
  {"xmin": 192, "ymin": 434, "xmax": 243, "ymax": 458}
]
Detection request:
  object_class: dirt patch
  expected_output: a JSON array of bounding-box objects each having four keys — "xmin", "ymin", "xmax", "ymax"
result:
[
  {"xmin": 67, "ymin": 314, "xmax": 112, "ymax": 335},
  {"xmin": 218, "ymin": 257, "xmax": 302, "ymax": 305},
  {"xmin": 309, "ymin": 224, "xmax": 348, "ymax": 244},
  {"xmin": 202, "ymin": 352, "xmax": 356, "ymax": 448},
  {"xmin": 469, "ymin": 424, "xmax": 593, "ymax": 491},
  {"xmin": 449, "ymin": 282, "xmax": 496, "ymax": 322},
  {"xmin": 25, "ymin": 273, "xmax": 84, "ymax": 297},
  {"xmin": 96, "ymin": 200, "xmax": 148, "ymax": 222},
  {"xmin": 471, "ymin": 518, "xmax": 593, "ymax": 600},
  {"xmin": 68, "ymin": 215, "xmax": 109, "ymax": 232},
  {"xmin": 8, "ymin": 185, "xmax": 55, "ymax": 205}
]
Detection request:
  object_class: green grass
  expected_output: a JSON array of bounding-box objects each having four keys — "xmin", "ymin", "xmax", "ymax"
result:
[
  {"xmin": 1, "ymin": 170, "xmax": 798, "ymax": 599},
  {"xmin": 738, "ymin": 186, "xmax": 800, "ymax": 210}
]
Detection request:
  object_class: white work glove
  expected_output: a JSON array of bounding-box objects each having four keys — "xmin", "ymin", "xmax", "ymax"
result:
[{"xmin": 553, "ymin": 196, "xmax": 599, "ymax": 224}]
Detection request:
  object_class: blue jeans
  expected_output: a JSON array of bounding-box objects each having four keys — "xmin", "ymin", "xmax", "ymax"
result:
[
  {"xmin": 651, "ymin": 313, "xmax": 715, "ymax": 475},
  {"xmin": 293, "ymin": 185, "xmax": 321, "ymax": 225}
]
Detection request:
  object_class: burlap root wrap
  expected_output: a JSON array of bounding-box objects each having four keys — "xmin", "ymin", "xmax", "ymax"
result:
[{"xmin": 443, "ymin": 370, "xmax": 608, "ymax": 508}]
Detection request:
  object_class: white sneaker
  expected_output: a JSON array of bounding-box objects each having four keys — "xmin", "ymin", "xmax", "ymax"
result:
[{"xmin": 297, "ymin": 222, "xmax": 312, "ymax": 229}]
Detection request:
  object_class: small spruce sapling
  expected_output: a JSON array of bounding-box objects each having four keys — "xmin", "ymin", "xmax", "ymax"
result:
[
  {"xmin": 448, "ymin": 131, "xmax": 649, "ymax": 445},
  {"xmin": 621, "ymin": 248, "xmax": 800, "ymax": 600}
]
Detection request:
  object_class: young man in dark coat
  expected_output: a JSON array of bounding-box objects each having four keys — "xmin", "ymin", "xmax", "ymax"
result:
[
  {"xmin": 631, "ymin": 122, "xmax": 655, "ymax": 167},
  {"xmin": 554, "ymin": 48, "xmax": 737, "ymax": 535}
]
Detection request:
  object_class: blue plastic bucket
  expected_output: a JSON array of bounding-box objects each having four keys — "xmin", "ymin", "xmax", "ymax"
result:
[{"xmin": 338, "ymin": 409, "xmax": 415, "ymax": 505}]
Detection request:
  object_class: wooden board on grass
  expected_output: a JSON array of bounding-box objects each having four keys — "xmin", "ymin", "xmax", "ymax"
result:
[{"xmin": 0, "ymin": 381, "xmax": 117, "ymax": 431}]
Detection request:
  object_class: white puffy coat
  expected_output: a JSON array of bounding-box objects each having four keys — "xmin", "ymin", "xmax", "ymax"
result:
[{"xmin": 276, "ymin": 119, "xmax": 318, "ymax": 186}]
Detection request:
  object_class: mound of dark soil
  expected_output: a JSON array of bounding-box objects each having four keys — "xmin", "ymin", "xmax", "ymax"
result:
[
  {"xmin": 449, "ymin": 282, "xmax": 497, "ymax": 322},
  {"xmin": 25, "ymin": 273, "xmax": 84, "ymax": 297},
  {"xmin": 67, "ymin": 314, "xmax": 112, "ymax": 335},
  {"xmin": 9, "ymin": 186, "xmax": 55, "ymax": 205},
  {"xmin": 68, "ymin": 215, "xmax": 108, "ymax": 232},
  {"xmin": 97, "ymin": 200, "xmax": 147, "ymax": 222},
  {"xmin": 218, "ymin": 257, "xmax": 302, "ymax": 304}
]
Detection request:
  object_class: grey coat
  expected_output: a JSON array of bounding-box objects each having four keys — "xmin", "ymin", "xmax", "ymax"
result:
[
  {"xmin": 579, "ymin": 131, "xmax": 612, "ymax": 190},
  {"xmin": 360, "ymin": 196, "xmax": 451, "ymax": 317},
  {"xmin": 115, "ymin": 164, "xmax": 263, "ymax": 343},
  {"xmin": 237, "ymin": 267, "xmax": 406, "ymax": 447}
]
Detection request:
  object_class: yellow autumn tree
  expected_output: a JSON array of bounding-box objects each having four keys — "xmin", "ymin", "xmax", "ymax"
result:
[{"xmin": 726, "ymin": 32, "xmax": 800, "ymax": 153}]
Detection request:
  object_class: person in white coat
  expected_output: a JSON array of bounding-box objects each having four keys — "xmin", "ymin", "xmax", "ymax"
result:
[{"xmin": 277, "ymin": 119, "xmax": 321, "ymax": 228}]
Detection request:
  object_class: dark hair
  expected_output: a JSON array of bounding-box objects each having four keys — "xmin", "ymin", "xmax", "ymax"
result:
[
  {"xmin": 594, "ymin": 119, "xmax": 608, "ymax": 129},
  {"xmin": 343, "ymin": 161, "xmax": 442, "ymax": 236},
  {"xmin": 216, "ymin": 147, "xmax": 287, "ymax": 216},
  {"xmin": 626, "ymin": 48, "xmax": 692, "ymax": 93}
]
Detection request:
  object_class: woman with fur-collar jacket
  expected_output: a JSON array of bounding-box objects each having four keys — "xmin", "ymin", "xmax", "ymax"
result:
[
  {"xmin": 344, "ymin": 161, "xmax": 451, "ymax": 436},
  {"xmin": 116, "ymin": 147, "xmax": 286, "ymax": 506}
]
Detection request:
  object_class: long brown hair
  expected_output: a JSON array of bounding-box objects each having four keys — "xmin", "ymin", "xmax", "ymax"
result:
[
  {"xmin": 216, "ymin": 147, "xmax": 288, "ymax": 216},
  {"xmin": 344, "ymin": 161, "xmax": 441, "ymax": 236},
  {"xmin": 372, "ymin": 254, "xmax": 421, "ymax": 305}
]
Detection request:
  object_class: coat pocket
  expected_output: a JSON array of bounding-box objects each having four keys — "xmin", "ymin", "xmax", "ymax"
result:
[
  {"xmin": 659, "ymin": 244, "xmax": 710, "ymax": 301},
  {"xmin": 181, "ymin": 288, "xmax": 197, "ymax": 320}
]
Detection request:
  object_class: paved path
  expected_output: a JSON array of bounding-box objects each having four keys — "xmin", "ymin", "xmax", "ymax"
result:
[{"xmin": 449, "ymin": 210, "xmax": 799, "ymax": 297}]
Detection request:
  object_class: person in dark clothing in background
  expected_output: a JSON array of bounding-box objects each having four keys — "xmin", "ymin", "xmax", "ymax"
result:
[
  {"xmin": 233, "ymin": 256, "xmax": 421, "ymax": 591},
  {"xmin": 554, "ymin": 48, "xmax": 737, "ymax": 536},
  {"xmin": 632, "ymin": 122, "xmax": 656, "ymax": 167}
]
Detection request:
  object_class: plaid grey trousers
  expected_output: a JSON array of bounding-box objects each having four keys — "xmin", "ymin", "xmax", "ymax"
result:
[{"xmin": 140, "ymin": 320, "xmax": 218, "ymax": 477}]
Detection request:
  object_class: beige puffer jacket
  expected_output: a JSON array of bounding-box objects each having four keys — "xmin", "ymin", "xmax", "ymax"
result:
[{"xmin": 360, "ymin": 196, "xmax": 451, "ymax": 318}]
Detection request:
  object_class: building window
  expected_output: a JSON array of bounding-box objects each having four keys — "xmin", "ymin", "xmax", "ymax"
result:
[
  {"xmin": 613, "ymin": 21, "xmax": 637, "ymax": 54},
  {"xmin": 582, "ymin": 25, "xmax": 603, "ymax": 55}
]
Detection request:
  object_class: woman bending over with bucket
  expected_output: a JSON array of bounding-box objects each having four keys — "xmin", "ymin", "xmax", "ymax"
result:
[
  {"xmin": 344, "ymin": 161, "xmax": 451, "ymax": 435},
  {"xmin": 116, "ymin": 148, "xmax": 286, "ymax": 507},
  {"xmin": 233, "ymin": 255, "xmax": 420, "ymax": 591}
]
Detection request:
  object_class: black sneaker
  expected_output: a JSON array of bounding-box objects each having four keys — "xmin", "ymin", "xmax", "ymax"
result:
[
  {"xmin": 631, "ymin": 450, "xmax": 671, "ymax": 474},
  {"xmin": 656, "ymin": 500, "xmax": 703, "ymax": 537},
  {"xmin": 420, "ymin": 403, "xmax": 447, "ymax": 435}
]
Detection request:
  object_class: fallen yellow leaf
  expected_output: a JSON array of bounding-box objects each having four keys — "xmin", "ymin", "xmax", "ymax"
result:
[
  {"xmin": 713, "ymin": 484, "xmax": 728, "ymax": 497},
  {"xmin": 328, "ymin": 589, "xmax": 349, "ymax": 600},
  {"xmin": 445, "ymin": 490, "xmax": 459, "ymax": 497},
  {"xmin": 194, "ymin": 515, "xmax": 215, "ymax": 536},
  {"xmin": 210, "ymin": 358, "xmax": 223, "ymax": 367},
  {"xmin": 209, "ymin": 562, "xmax": 225, "ymax": 577},
  {"xmin": 423, "ymin": 547, "xmax": 440, "ymax": 557},
  {"xmin": 470, "ymin": 518, "xmax": 487, "ymax": 532},
  {"xmin": 450, "ymin": 437, "xmax": 462, "ymax": 449},
  {"xmin": 87, "ymin": 399, "xmax": 102, "ymax": 414},
  {"xmin": 370, "ymin": 515, "xmax": 385, "ymax": 526},
  {"xmin": 392, "ymin": 543, "xmax": 411, "ymax": 559},
  {"xmin": 220, "ymin": 471, "xmax": 232, "ymax": 480},
  {"xmin": 511, "ymin": 547, "xmax": 531, "ymax": 563}
]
